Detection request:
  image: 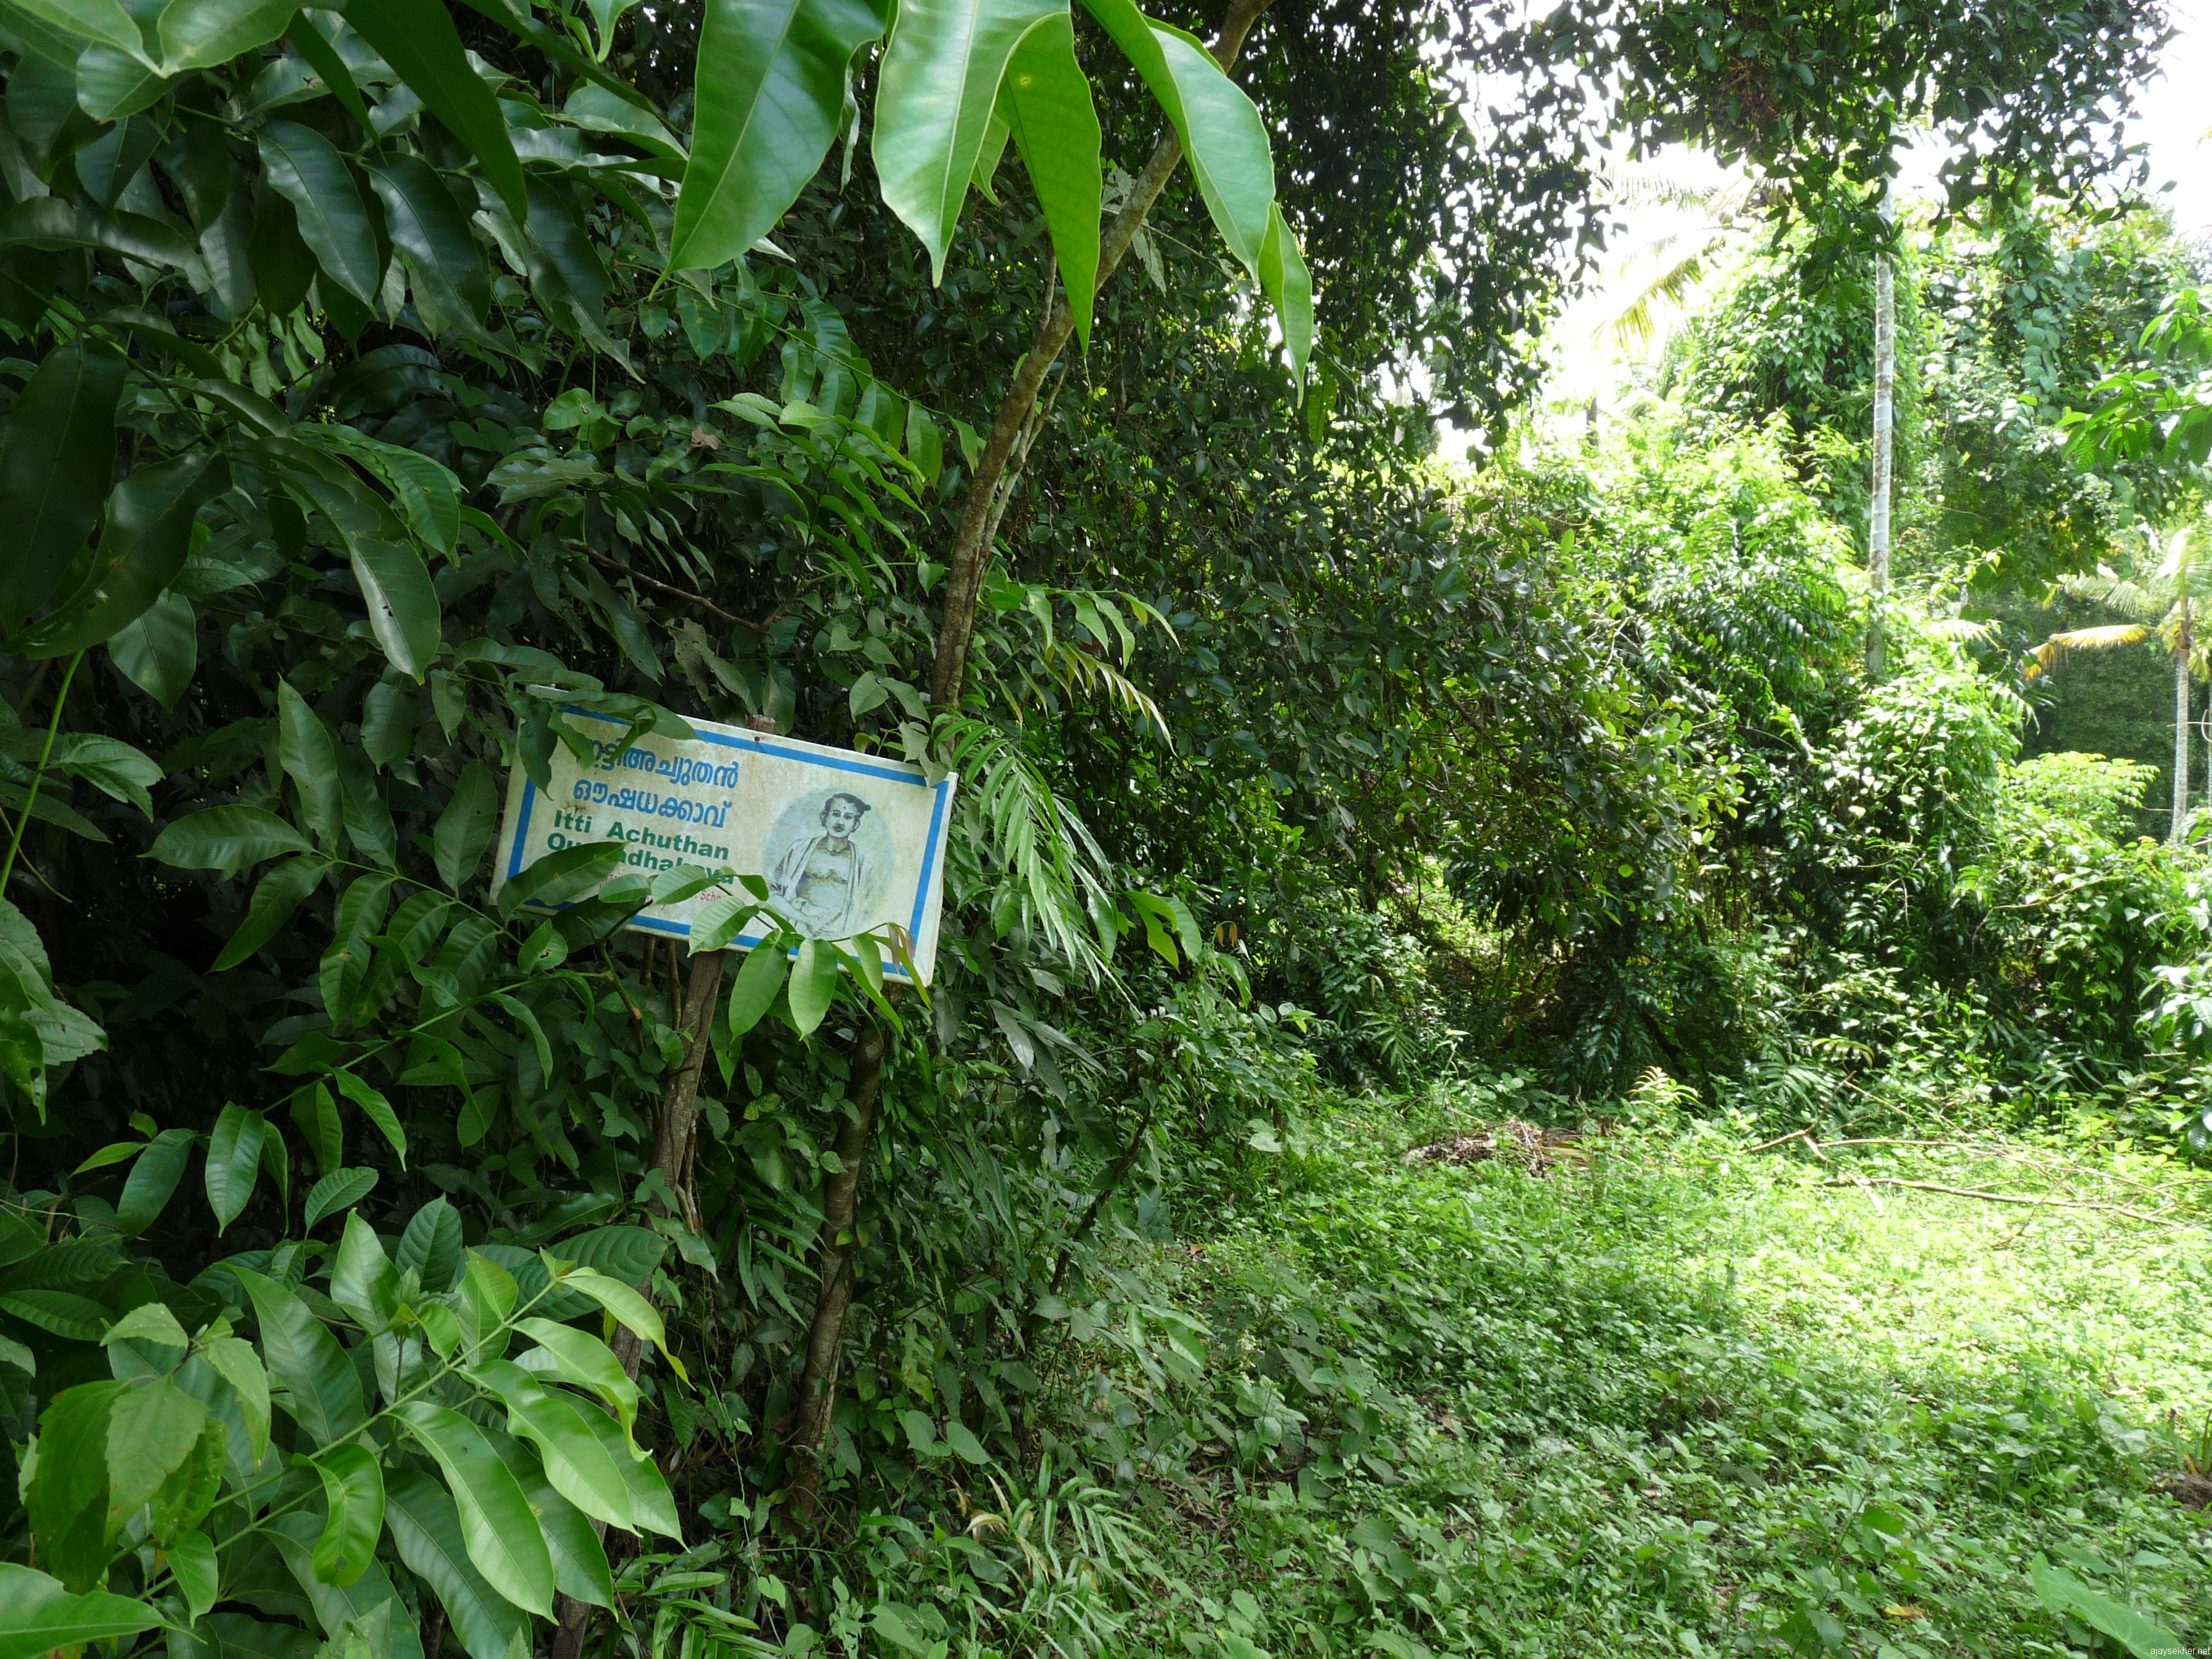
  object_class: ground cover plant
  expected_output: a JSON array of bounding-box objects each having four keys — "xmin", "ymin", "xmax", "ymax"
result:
[{"xmin": 3, "ymin": 0, "xmax": 2211, "ymax": 1656}]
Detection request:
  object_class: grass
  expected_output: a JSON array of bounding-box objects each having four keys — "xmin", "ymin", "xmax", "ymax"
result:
[{"xmin": 985, "ymin": 1091, "xmax": 2212, "ymax": 1659}]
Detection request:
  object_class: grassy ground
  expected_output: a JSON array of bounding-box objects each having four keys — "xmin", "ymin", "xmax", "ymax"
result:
[{"xmin": 1056, "ymin": 1094, "xmax": 2212, "ymax": 1659}]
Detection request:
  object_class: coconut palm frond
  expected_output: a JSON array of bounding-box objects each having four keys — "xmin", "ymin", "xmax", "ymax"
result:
[
  {"xmin": 2023, "ymin": 623, "xmax": 2151, "ymax": 682},
  {"xmin": 2058, "ymin": 572, "xmax": 2173, "ymax": 622},
  {"xmin": 1606, "ymin": 249, "xmax": 1718, "ymax": 350},
  {"xmin": 1926, "ymin": 617, "xmax": 1997, "ymax": 643}
]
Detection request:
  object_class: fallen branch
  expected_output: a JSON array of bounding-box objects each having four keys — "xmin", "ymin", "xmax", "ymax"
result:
[
  {"xmin": 1743, "ymin": 1128, "xmax": 1823, "ymax": 1156},
  {"xmin": 1820, "ymin": 1177, "xmax": 2183, "ymax": 1227},
  {"xmin": 589, "ymin": 552, "xmax": 768, "ymax": 631}
]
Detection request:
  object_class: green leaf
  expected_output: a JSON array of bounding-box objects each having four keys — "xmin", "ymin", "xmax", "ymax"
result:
[
  {"xmin": 349, "ymin": 539, "xmax": 443, "ymax": 680},
  {"xmin": 942, "ymin": 1419, "xmax": 990, "ymax": 1464},
  {"xmin": 786, "ymin": 937, "xmax": 839, "ymax": 1037},
  {"xmin": 668, "ymin": 0, "xmax": 887, "ymax": 271},
  {"xmin": 381, "ymin": 1469, "xmax": 534, "ymax": 1659},
  {"xmin": 498, "ymin": 839, "xmax": 625, "ymax": 917},
  {"xmin": 101, "ymin": 1301, "xmax": 189, "ymax": 1353},
  {"xmin": 263, "ymin": 1513, "xmax": 422, "ymax": 1659},
  {"xmin": 73, "ymin": 44, "xmax": 171, "ymax": 121},
  {"xmin": 10, "ymin": 451, "xmax": 225, "ymax": 660},
  {"xmin": 24, "ymin": 1382, "xmax": 122, "ymax": 1592},
  {"xmin": 278, "ymin": 680, "xmax": 343, "ymax": 840},
  {"xmin": 156, "ymin": 0, "xmax": 300, "ymax": 70},
  {"xmin": 346, "ymin": 0, "xmax": 526, "ymax": 222},
  {"xmin": 201, "ymin": 1334, "xmax": 271, "ymax": 1461},
  {"xmin": 0, "ymin": 1562, "xmax": 162, "ymax": 1655},
  {"xmin": 470, "ymin": 1357, "xmax": 636, "ymax": 1530},
  {"xmin": 257, "ymin": 121, "xmax": 383, "ymax": 301},
  {"xmin": 514, "ymin": 1318, "xmax": 641, "ymax": 1437},
  {"xmin": 872, "ymin": 0, "xmax": 1059, "ymax": 282},
  {"xmin": 105, "ymin": 1375, "xmax": 208, "ymax": 1520},
  {"xmin": 309, "ymin": 1443, "xmax": 385, "ymax": 1588},
  {"xmin": 569, "ymin": 1393, "xmax": 680, "ymax": 1537},
  {"xmin": 397, "ymin": 1401, "xmax": 557, "ymax": 1617},
  {"xmin": 201, "ymin": 1615, "xmax": 318, "ymax": 1659},
  {"xmin": 687, "ymin": 894, "xmax": 759, "ymax": 953},
  {"xmin": 167, "ymin": 1527, "xmax": 220, "ymax": 1622},
  {"xmin": 369, "ymin": 156, "xmax": 492, "ymax": 329},
  {"xmin": 304, "ymin": 1166, "xmax": 380, "ymax": 1232},
  {"xmin": 552, "ymin": 1265, "xmax": 686, "ymax": 1382},
  {"xmin": 330, "ymin": 1213, "xmax": 400, "ymax": 1336},
  {"xmin": 0, "ymin": 338, "xmax": 127, "ymax": 638},
  {"xmin": 108, "ymin": 589, "xmax": 197, "ymax": 707},
  {"xmin": 149, "ymin": 805, "xmax": 314, "ymax": 875},
  {"xmin": 204, "ymin": 1105, "xmax": 266, "ymax": 1232},
  {"xmin": 2030, "ymin": 1562, "xmax": 2185, "ymax": 1659},
  {"xmin": 330, "ymin": 1070, "xmax": 407, "ymax": 1165},
  {"xmin": 1000, "ymin": 11, "xmax": 1100, "ymax": 346},
  {"xmin": 1076, "ymin": 0, "xmax": 1273, "ymax": 270},
  {"xmin": 214, "ymin": 854, "xmax": 327, "ymax": 971},
  {"xmin": 723, "ymin": 939, "xmax": 789, "ymax": 1037},
  {"xmin": 1258, "ymin": 204, "xmax": 1312, "ymax": 392},
  {"xmin": 0, "ymin": 1289, "xmax": 110, "ymax": 1341},
  {"xmin": 485, "ymin": 1432, "xmax": 615, "ymax": 1609},
  {"xmin": 115, "ymin": 1126, "xmax": 195, "ymax": 1235},
  {"xmin": 397, "ymin": 1198, "xmax": 465, "ymax": 1293},
  {"xmin": 292, "ymin": 1083, "xmax": 344, "ymax": 1179},
  {"xmin": 557, "ymin": 1225, "xmax": 666, "ymax": 1285},
  {"xmin": 434, "ymin": 761, "xmax": 500, "ymax": 893},
  {"xmin": 5, "ymin": 0, "xmax": 149, "ymax": 59},
  {"xmin": 231, "ymin": 1265, "xmax": 367, "ymax": 1446}
]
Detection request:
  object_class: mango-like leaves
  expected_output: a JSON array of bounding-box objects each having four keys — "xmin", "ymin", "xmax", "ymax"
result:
[
  {"xmin": 349, "ymin": 539, "xmax": 443, "ymax": 680},
  {"xmin": 433, "ymin": 762, "xmax": 500, "ymax": 892},
  {"xmin": 11, "ymin": 451, "xmax": 226, "ymax": 660},
  {"xmin": 345, "ymin": 0, "xmax": 526, "ymax": 221},
  {"xmin": 115, "ymin": 1127, "xmax": 195, "ymax": 1235},
  {"xmin": 0, "ymin": 1563, "xmax": 162, "ymax": 1653},
  {"xmin": 232, "ymin": 1266, "xmax": 367, "ymax": 1446},
  {"xmin": 1000, "ymin": 10, "xmax": 1101, "ymax": 345},
  {"xmin": 669, "ymin": 0, "xmax": 888, "ymax": 271},
  {"xmin": 258, "ymin": 121, "xmax": 383, "ymax": 301},
  {"xmin": 1076, "ymin": 0, "xmax": 1272, "ymax": 271},
  {"xmin": 1259, "ymin": 203, "xmax": 1312, "ymax": 392},
  {"xmin": 204, "ymin": 1102, "xmax": 266, "ymax": 1232},
  {"xmin": 382, "ymin": 1469, "xmax": 534, "ymax": 1659},
  {"xmin": 0, "ymin": 338, "xmax": 127, "ymax": 639},
  {"xmin": 397, "ymin": 1401, "xmax": 556, "ymax": 1617},
  {"xmin": 156, "ymin": 0, "xmax": 303, "ymax": 72},
  {"xmin": 149, "ymin": 805, "xmax": 315, "ymax": 875},
  {"xmin": 873, "ymin": 0, "xmax": 1059, "ymax": 282},
  {"xmin": 309, "ymin": 1444, "xmax": 386, "ymax": 1587}
]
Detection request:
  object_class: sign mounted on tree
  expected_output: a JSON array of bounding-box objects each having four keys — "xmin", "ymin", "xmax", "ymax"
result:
[{"xmin": 491, "ymin": 710, "xmax": 959, "ymax": 985}]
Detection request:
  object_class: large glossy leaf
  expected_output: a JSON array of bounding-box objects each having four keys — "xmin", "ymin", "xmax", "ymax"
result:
[
  {"xmin": 668, "ymin": 0, "xmax": 886, "ymax": 271},
  {"xmin": 11, "ymin": 451, "xmax": 224, "ymax": 660},
  {"xmin": 309, "ymin": 1443, "xmax": 385, "ymax": 1587},
  {"xmin": 0, "ymin": 1563, "xmax": 162, "ymax": 1658},
  {"xmin": 115, "ymin": 1126, "xmax": 196, "ymax": 1235},
  {"xmin": 0, "ymin": 337, "xmax": 127, "ymax": 638},
  {"xmin": 397, "ymin": 1401, "xmax": 556, "ymax": 1617},
  {"xmin": 278, "ymin": 680, "xmax": 343, "ymax": 840},
  {"xmin": 1259, "ymin": 204, "xmax": 1312, "ymax": 391},
  {"xmin": 569, "ymin": 1395, "xmax": 680, "ymax": 1537},
  {"xmin": 330, "ymin": 1213, "xmax": 400, "ymax": 1336},
  {"xmin": 0, "ymin": 198, "xmax": 191, "ymax": 269},
  {"xmin": 257, "ymin": 121, "xmax": 383, "ymax": 301},
  {"xmin": 483, "ymin": 1429, "xmax": 614, "ymax": 1608},
  {"xmin": 200, "ymin": 1334, "xmax": 271, "ymax": 1460},
  {"xmin": 24, "ymin": 1382, "xmax": 122, "ymax": 1592},
  {"xmin": 232, "ymin": 1266, "xmax": 367, "ymax": 1446},
  {"xmin": 264, "ymin": 1513, "xmax": 423, "ymax": 1659},
  {"xmin": 873, "ymin": 0, "xmax": 1060, "ymax": 281},
  {"xmin": 514, "ymin": 1318, "xmax": 641, "ymax": 1436},
  {"xmin": 213, "ymin": 855, "xmax": 327, "ymax": 971},
  {"xmin": 367, "ymin": 156, "xmax": 492, "ymax": 327},
  {"xmin": 156, "ymin": 0, "xmax": 301, "ymax": 70},
  {"xmin": 397, "ymin": 1198, "xmax": 465, "ymax": 1292},
  {"xmin": 346, "ymin": 0, "xmax": 526, "ymax": 220},
  {"xmin": 331, "ymin": 1070, "xmax": 407, "ymax": 1165},
  {"xmin": 166, "ymin": 1527, "xmax": 219, "ymax": 1622},
  {"xmin": 104, "ymin": 1375, "xmax": 207, "ymax": 1520},
  {"xmin": 204, "ymin": 1103, "xmax": 266, "ymax": 1232},
  {"xmin": 554, "ymin": 1266, "xmax": 683, "ymax": 1379},
  {"xmin": 5, "ymin": 0, "xmax": 148, "ymax": 59},
  {"xmin": 1000, "ymin": 11, "xmax": 1100, "ymax": 345},
  {"xmin": 469, "ymin": 1358, "xmax": 635, "ymax": 1530},
  {"xmin": 149, "ymin": 805, "xmax": 314, "ymax": 874},
  {"xmin": 303, "ymin": 1166, "xmax": 379, "ymax": 1232},
  {"xmin": 349, "ymin": 538, "xmax": 442, "ymax": 679},
  {"xmin": 381, "ymin": 1469, "xmax": 534, "ymax": 1659},
  {"xmin": 497, "ymin": 839, "xmax": 625, "ymax": 916},
  {"xmin": 787, "ymin": 936, "xmax": 840, "ymax": 1037},
  {"xmin": 1, "ymin": 1290, "xmax": 109, "ymax": 1342},
  {"xmin": 724, "ymin": 938, "xmax": 790, "ymax": 1037},
  {"xmin": 107, "ymin": 588, "xmax": 196, "ymax": 706},
  {"xmin": 1075, "ymin": 0, "xmax": 1272, "ymax": 270},
  {"xmin": 433, "ymin": 760, "xmax": 499, "ymax": 892},
  {"xmin": 201, "ymin": 1614, "xmax": 318, "ymax": 1659}
]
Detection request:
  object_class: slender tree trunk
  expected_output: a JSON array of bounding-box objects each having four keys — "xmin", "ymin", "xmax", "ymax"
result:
[
  {"xmin": 927, "ymin": 0, "xmax": 1277, "ymax": 711},
  {"xmin": 550, "ymin": 944, "xmax": 726, "ymax": 1659},
  {"xmin": 2174, "ymin": 605, "xmax": 2192, "ymax": 842},
  {"xmin": 1866, "ymin": 189, "xmax": 1895, "ymax": 680},
  {"xmin": 784, "ymin": 1022, "xmax": 890, "ymax": 1527}
]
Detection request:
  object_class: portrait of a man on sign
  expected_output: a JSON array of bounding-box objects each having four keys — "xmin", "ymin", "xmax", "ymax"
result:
[{"xmin": 766, "ymin": 788, "xmax": 893, "ymax": 936}]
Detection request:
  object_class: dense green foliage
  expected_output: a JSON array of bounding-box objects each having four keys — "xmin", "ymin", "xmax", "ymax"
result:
[{"xmin": 2, "ymin": 0, "xmax": 2209, "ymax": 1656}]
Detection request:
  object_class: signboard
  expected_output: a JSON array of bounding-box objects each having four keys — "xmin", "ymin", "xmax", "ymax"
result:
[{"xmin": 490, "ymin": 708, "xmax": 958, "ymax": 984}]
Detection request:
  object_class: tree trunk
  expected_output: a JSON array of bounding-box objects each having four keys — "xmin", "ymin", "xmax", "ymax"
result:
[
  {"xmin": 784, "ymin": 1022, "xmax": 890, "ymax": 1527},
  {"xmin": 2174, "ymin": 604, "xmax": 2191, "ymax": 842},
  {"xmin": 926, "ymin": 0, "xmax": 1278, "ymax": 711},
  {"xmin": 1866, "ymin": 190, "xmax": 1895, "ymax": 680},
  {"xmin": 549, "ymin": 943, "xmax": 726, "ymax": 1659}
]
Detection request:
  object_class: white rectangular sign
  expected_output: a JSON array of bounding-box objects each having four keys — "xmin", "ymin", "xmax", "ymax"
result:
[{"xmin": 489, "ymin": 708, "xmax": 958, "ymax": 984}]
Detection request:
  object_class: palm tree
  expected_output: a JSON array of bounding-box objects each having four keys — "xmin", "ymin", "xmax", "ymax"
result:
[{"xmin": 2028, "ymin": 520, "xmax": 2212, "ymax": 840}]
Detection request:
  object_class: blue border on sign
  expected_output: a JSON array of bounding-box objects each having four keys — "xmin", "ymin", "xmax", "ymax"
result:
[{"xmin": 500, "ymin": 708, "xmax": 952, "ymax": 979}]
